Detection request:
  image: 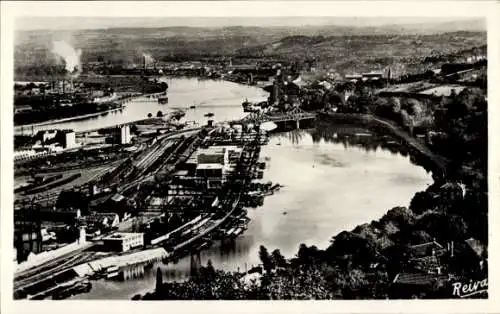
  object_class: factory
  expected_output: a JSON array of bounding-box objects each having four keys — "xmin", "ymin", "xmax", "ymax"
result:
[
  {"xmin": 102, "ymin": 232, "xmax": 144, "ymax": 252},
  {"xmin": 175, "ymin": 144, "xmax": 243, "ymax": 190},
  {"xmin": 14, "ymin": 129, "xmax": 78, "ymax": 163},
  {"xmin": 34, "ymin": 129, "xmax": 77, "ymax": 149},
  {"xmin": 109, "ymin": 125, "xmax": 132, "ymax": 145}
]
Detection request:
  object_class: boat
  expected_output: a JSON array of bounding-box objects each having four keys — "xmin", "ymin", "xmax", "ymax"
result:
[
  {"xmin": 204, "ymin": 112, "xmax": 215, "ymax": 118},
  {"xmin": 105, "ymin": 265, "xmax": 120, "ymax": 279},
  {"xmin": 270, "ymin": 184, "xmax": 282, "ymax": 191},
  {"xmin": 158, "ymin": 97, "xmax": 168, "ymax": 104},
  {"xmin": 190, "ymin": 105, "xmax": 196, "ymax": 109},
  {"xmin": 283, "ymin": 211, "xmax": 287, "ymax": 215},
  {"xmin": 232, "ymin": 228, "xmax": 244, "ymax": 237}
]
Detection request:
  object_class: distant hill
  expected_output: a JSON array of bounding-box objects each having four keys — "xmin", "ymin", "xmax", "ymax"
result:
[{"xmin": 14, "ymin": 21, "xmax": 487, "ymax": 77}]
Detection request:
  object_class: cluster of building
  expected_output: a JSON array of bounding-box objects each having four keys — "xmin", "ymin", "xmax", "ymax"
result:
[
  {"xmin": 344, "ymin": 71, "xmax": 387, "ymax": 83},
  {"xmin": 391, "ymin": 238, "xmax": 487, "ymax": 298},
  {"xmin": 165, "ymin": 141, "xmax": 244, "ymax": 204},
  {"xmin": 14, "ymin": 129, "xmax": 77, "ymax": 162},
  {"xmin": 14, "ymin": 190, "xmax": 141, "ymax": 264}
]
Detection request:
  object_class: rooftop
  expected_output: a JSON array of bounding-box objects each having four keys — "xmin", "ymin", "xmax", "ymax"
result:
[
  {"xmin": 83, "ymin": 212, "xmax": 118, "ymax": 224},
  {"xmin": 465, "ymin": 238, "xmax": 486, "ymax": 258},
  {"xmin": 410, "ymin": 241, "xmax": 444, "ymax": 258},
  {"xmin": 198, "ymin": 146, "xmax": 227, "ymax": 154},
  {"xmin": 102, "ymin": 232, "xmax": 143, "ymax": 240},
  {"xmin": 111, "ymin": 194, "xmax": 125, "ymax": 202},
  {"xmin": 196, "ymin": 163, "xmax": 224, "ymax": 170},
  {"xmin": 393, "ymin": 272, "xmax": 448, "ymax": 286}
]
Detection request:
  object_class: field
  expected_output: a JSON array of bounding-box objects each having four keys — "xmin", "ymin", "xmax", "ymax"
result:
[{"xmin": 14, "ymin": 22, "xmax": 486, "ymax": 79}]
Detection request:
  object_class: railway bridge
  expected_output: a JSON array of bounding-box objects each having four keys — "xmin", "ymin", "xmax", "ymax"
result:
[{"xmin": 238, "ymin": 107, "xmax": 316, "ymax": 129}]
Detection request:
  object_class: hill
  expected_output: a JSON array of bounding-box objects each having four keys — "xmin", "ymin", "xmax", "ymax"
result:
[{"xmin": 14, "ymin": 22, "xmax": 486, "ymax": 77}]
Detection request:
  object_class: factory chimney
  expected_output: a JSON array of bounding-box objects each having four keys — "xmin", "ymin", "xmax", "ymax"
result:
[{"xmin": 143, "ymin": 56, "xmax": 146, "ymax": 72}]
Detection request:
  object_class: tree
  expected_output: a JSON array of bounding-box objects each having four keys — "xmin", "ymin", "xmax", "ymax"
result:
[
  {"xmin": 205, "ymin": 259, "xmax": 216, "ymax": 280},
  {"xmin": 259, "ymin": 245, "xmax": 274, "ymax": 273},
  {"xmin": 271, "ymin": 249, "xmax": 287, "ymax": 269},
  {"xmin": 379, "ymin": 206, "xmax": 415, "ymax": 229},
  {"xmin": 155, "ymin": 267, "xmax": 163, "ymax": 292},
  {"xmin": 409, "ymin": 191, "xmax": 435, "ymax": 215},
  {"xmin": 157, "ymin": 110, "xmax": 164, "ymax": 118},
  {"xmin": 147, "ymin": 112, "xmax": 153, "ymax": 118}
]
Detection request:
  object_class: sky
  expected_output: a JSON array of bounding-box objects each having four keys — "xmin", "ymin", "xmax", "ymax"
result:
[{"xmin": 15, "ymin": 16, "xmax": 483, "ymax": 31}]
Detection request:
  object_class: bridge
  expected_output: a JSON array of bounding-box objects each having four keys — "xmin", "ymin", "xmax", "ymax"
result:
[{"xmin": 238, "ymin": 107, "xmax": 316, "ymax": 128}]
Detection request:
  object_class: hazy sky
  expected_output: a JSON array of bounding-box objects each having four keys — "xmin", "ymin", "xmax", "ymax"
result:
[{"xmin": 16, "ymin": 16, "xmax": 482, "ymax": 31}]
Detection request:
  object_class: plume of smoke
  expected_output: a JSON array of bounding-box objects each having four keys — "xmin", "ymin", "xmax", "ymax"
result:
[{"xmin": 52, "ymin": 40, "xmax": 82, "ymax": 77}]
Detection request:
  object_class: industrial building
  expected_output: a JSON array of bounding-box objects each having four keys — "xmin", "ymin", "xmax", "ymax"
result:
[
  {"xmin": 110, "ymin": 125, "xmax": 132, "ymax": 145},
  {"xmin": 14, "ymin": 210, "xmax": 43, "ymax": 262},
  {"xmin": 31, "ymin": 129, "xmax": 77, "ymax": 150},
  {"xmin": 102, "ymin": 232, "xmax": 144, "ymax": 252},
  {"xmin": 14, "ymin": 149, "xmax": 50, "ymax": 162},
  {"xmin": 61, "ymin": 130, "xmax": 76, "ymax": 149},
  {"xmin": 165, "ymin": 143, "xmax": 244, "ymax": 202}
]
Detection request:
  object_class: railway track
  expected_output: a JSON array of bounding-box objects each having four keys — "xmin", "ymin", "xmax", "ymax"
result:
[{"xmin": 14, "ymin": 244, "xmax": 95, "ymax": 289}]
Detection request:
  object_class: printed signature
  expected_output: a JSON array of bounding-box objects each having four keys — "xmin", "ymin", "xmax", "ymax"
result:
[{"xmin": 452, "ymin": 279, "xmax": 488, "ymax": 298}]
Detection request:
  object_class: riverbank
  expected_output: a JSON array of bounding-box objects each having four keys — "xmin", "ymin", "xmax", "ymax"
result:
[
  {"xmin": 15, "ymin": 107, "xmax": 123, "ymax": 133},
  {"xmin": 14, "ymin": 92, "xmax": 168, "ymax": 135},
  {"xmin": 317, "ymin": 112, "xmax": 449, "ymax": 177},
  {"xmin": 138, "ymin": 105, "xmax": 487, "ymax": 300},
  {"xmin": 136, "ymin": 115, "xmax": 445, "ymax": 299}
]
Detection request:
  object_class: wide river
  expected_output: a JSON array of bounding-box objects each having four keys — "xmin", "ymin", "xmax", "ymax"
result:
[
  {"xmin": 15, "ymin": 77, "xmax": 268, "ymax": 134},
  {"xmin": 65, "ymin": 78, "xmax": 432, "ymax": 299}
]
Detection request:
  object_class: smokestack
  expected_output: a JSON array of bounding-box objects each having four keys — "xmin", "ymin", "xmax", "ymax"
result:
[
  {"xmin": 143, "ymin": 56, "xmax": 146, "ymax": 71},
  {"xmin": 62, "ymin": 80, "xmax": 66, "ymax": 94}
]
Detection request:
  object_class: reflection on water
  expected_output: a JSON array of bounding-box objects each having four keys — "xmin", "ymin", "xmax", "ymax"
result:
[
  {"xmin": 72, "ymin": 120, "xmax": 433, "ymax": 300},
  {"xmin": 17, "ymin": 78, "xmax": 268, "ymax": 134}
]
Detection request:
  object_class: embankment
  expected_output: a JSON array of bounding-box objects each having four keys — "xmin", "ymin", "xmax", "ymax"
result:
[{"xmin": 318, "ymin": 112, "xmax": 448, "ymax": 179}]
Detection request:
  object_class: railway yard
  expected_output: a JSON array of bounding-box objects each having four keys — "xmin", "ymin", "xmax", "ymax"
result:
[{"xmin": 13, "ymin": 113, "xmax": 277, "ymax": 300}]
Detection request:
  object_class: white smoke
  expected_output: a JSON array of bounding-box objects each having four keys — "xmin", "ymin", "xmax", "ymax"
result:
[{"xmin": 52, "ymin": 40, "xmax": 82, "ymax": 76}]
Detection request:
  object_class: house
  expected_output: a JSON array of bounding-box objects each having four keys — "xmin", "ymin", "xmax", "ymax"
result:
[
  {"xmin": 102, "ymin": 232, "xmax": 144, "ymax": 252},
  {"xmin": 410, "ymin": 241, "xmax": 446, "ymax": 258},
  {"xmin": 99, "ymin": 193, "xmax": 136, "ymax": 219},
  {"xmin": 83, "ymin": 212, "xmax": 120, "ymax": 232},
  {"xmin": 391, "ymin": 272, "xmax": 449, "ymax": 298},
  {"xmin": 440, "ymin": 182, "xmax": 466, "ymax": 200},
  {"xmin": 345, "ymin": 74, "xmax": 363, "ymax": 82},
  {"xmin": 362, "ymin": 71, "xmax": 384, "ymax": 81},
  {"xmin": 408, "ymin": 241, "xmax": 447, "ymax": 275}
]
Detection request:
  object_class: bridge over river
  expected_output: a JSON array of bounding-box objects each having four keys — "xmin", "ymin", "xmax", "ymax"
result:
[{"xmin": 238, "ymin": 107, "xmax": 316, "ymax": 129}]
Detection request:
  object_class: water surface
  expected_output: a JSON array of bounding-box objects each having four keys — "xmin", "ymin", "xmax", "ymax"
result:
[
  {"xmin": 71, "ymin": 124, "xmax": 432, "ymax": 300},
  {"xmin": 15, "ymin": 78, "xmax": 268, "ymax": 134}
]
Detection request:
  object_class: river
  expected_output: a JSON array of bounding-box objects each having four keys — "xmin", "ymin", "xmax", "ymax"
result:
[
  {"xmin": 15, "ymin": 77, "xmax": 268, "ymax": 135},
  {"xmin": 69, "ymin": 105, "xmax": 433, "ymax": 299}
]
